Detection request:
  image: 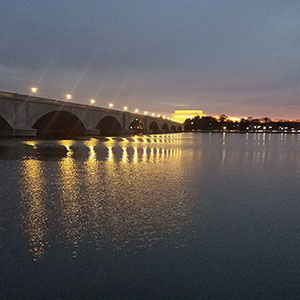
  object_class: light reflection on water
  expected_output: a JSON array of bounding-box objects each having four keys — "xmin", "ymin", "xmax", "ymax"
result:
[
  {"xmin": 58, "ymin": 140, "xmax": 82, "ymax": 256},
  {"xmin": 21, "ymin": 158, "xmax": 47, "ymax": 261},
  {"xmin": 4, "ymin": 133, "xmax": 300, "ymax": 298},
  {"xmin": 10, "ymin": 133, "xmax": 300, "ymax": 261},
  {"xmin": 18, "ymin": 134, "xmax": 185, "ymax": 260}
]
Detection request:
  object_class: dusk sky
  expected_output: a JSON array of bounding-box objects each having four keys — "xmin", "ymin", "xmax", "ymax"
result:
[{"xmin": 1, "ymin": 0, "xmax": 300, "ymax": 119}]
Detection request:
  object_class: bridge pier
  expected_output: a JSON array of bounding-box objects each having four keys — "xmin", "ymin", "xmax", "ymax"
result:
[{"xmin": 85, "ymin": 129, "xmax": 99, "ymax": 136}]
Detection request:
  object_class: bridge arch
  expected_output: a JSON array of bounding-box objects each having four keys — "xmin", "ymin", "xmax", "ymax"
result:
[
  {"xmin": 178, "ymin": 125, "xmax": 182, "ymax": 132},
  {"xmin": 129, "ymin": 117, "xmax": 145, "ymax": 133},
  {"xmin": 32, "ymin": 111, "xmax": 86, "ymax": 136},
  {"xmin": 0, "ymin": 116, "xmax": 13, "ymax": 135},
  {"xmin": 149, "ymin": 121, "xmax": 159, "ymax": 133},
  {"xmin": 162, "ymin": 123, "xmax": 169, "ymax": 133},
  {"xmin": 170, "ymin": 125, "xmax": 176, "ymax": 132},
  {"xmin": 96, "ymin": 116, "xmax": 122, "ymax": 135}
]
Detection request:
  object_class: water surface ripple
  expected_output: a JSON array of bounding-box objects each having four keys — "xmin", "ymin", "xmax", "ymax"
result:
[{"xmin": 1, "ymin": 133, "xmax": 300, "ymax": 299}]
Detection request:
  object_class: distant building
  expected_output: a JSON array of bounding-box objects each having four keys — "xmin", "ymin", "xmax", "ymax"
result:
[{"xmin": 171, "ymin": 110, "xmax": 205, "ymax": 123}]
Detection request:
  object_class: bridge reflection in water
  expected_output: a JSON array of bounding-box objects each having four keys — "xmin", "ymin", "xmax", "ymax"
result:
[{"xmin": 19, "ymin": 134, "xmax": 186, "ymax": 260}]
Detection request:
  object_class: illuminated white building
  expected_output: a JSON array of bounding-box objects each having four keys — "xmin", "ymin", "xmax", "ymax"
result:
[{"xmin": 171, "ymin": 110, "xmax": 205, "ymax": 123}]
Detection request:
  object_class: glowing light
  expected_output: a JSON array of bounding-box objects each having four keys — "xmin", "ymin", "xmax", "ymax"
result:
[
  {"xmin": 133, "ymin": 147, "xmax": 138, "ymax": 164},
  {"xmin": 23, "ymin": 141, "xmax": 38, "ymax": 149},
  {"xmin": 66, "ymin": 94, "xmax": 72, "ymax": 101},
  {"xmin": 90, "ymin": 99, "xmax": 95, "ymax": 105},
  {"xmin": 167, "ymin": 117, "xmax": 170, "ymax": 120},
  {"xmin": 84, "ymin": 139, "xmax": 98, "ymax": 161},
  {"xmin": 151, "ymin": 113, "xmax": 155, "ymax": 116},
  {"xmin": 121, "ymin": 146, "xmax": 128, "ymax": 163},
  {"xmin": 158, "ymin": 114, "xmax": 161, "ymax": 117},
  {"xmin": 109, "ymin": 103, "xmax": 114, "ymax": 108},
  {"xmin": 107, "ymin": 145, "xmax": 114, "ymax": 163},
  {"xmin": 31, "ymin": 87, "xmax": 37, "ymax": 95},
  {"xmin": 124, "ymin": 106, "xmax": 128, "ymax": 111},
  {"xmin": 135, "ymin": 109, "xmax": 139, "ymax": 113},
  {"xmin": 142, "ymin": 147, "xmax": 147, "ymax": 163},
  {"xmin": 163, "ymin": 116, "xmax": 166, "ymax": 119},
  {"xmin": 144, "ymin": 111, "xmax": 148, "ymax": 115}
]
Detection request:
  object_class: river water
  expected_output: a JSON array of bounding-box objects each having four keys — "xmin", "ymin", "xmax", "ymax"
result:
[{"xmin": 1, "ymin": 133, "xmax": 300, "ymax": 299}]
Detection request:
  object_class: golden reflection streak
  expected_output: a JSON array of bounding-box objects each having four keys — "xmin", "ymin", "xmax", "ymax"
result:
[
  {"xmin": 133, "ymin": 146, "xmax": 139, "ymax": 164},
  {"xmin": 149, "ymin": 147, "xmax": 155, "ymax": 163},
  {"xmin": 104, "ymin": 140, "xmax": 117, "ymax": 182},
  {"xmin": 107, "ymin": 144, "xmax": 114, "ymax": 163},
  {"xmin": 142, "ymin": 146, "xmax": 148, "ymax": 163},
  {"xmin": 21, "ymin": 158, "xmax": 46, "ymax": 261},
  {"xmin": 58, "ymin": 140, "xmax": 73, "ymax": 156},
  {"xmin": 83, "ymin": 138, "xmax": 104, "ymax": 247},
  {"xmin": 84, "ymin": 138, "xmax": 98, "ymax": 161},
  {"xmin": 23, "ymin": 141, "xmax": 38, "ymax": 149},
  {"xmin": 58, "ymin": 140, "xmax": 81, "ymax": 256},
  {"xmin": 120, "ymin": 140, "xmax": 129, "ymax": 164},
  {"xmin": 222, "ymin": 132, "xmax": 226, "ymax": 145}
]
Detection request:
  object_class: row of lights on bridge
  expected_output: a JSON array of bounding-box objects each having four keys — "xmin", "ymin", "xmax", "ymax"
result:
[{"xmin": 30, "ymin": 87, "xmax": 183, "ymax": 123}]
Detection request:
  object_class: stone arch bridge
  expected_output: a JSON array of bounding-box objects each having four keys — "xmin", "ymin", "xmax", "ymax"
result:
[{"xmin": 0, "ymin": 91, "xmax": 182, "ymax": 136}]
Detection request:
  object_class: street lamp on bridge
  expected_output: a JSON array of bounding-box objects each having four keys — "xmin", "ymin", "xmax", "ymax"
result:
[
  {"xmin": 66, "ymin": 94, "xmax": 72, "ymax": 101},
  {"xmin": 135, "ymin": 109, "xmax": 139, "ymax": 113},
  {"xmin": 90, "ymin": 99, "xmax": 95, "ymax": 105},
  {"xmin": 109, "ymin": 103, "xmax": 114, "ymax": 108},
  {"xmin": 31, "ymin": 87, "xmax": 37, "ymax": 96}
]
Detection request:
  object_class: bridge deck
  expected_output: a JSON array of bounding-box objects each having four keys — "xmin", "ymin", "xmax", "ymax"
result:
[{"xmin": 0, "ymin": 91, "xmax": 182, "ymax": 137}]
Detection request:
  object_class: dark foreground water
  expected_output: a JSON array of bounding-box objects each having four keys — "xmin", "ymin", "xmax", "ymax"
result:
[{"xmin": 1, "ymin": 133, "xmax": 300, "ymax": 299}]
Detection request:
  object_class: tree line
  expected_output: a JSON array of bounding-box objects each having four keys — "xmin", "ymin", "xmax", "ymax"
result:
[{"xmin": 184, "ymin": 115, "xmax": 300, "ymax": 133}]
